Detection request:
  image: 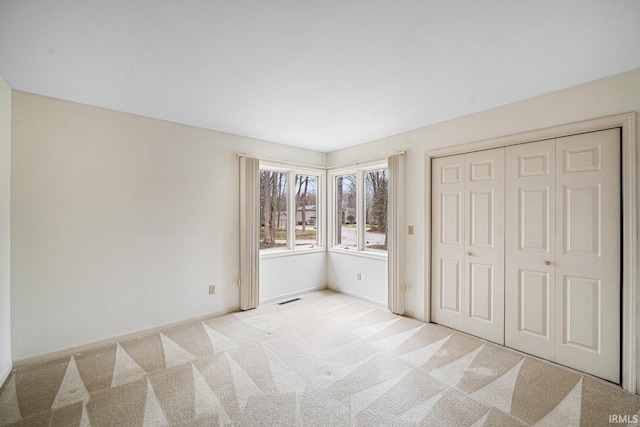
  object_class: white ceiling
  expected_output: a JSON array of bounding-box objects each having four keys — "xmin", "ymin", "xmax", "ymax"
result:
[{"xmin": 1, "ymin": 1, "xmax": 639, "ymax": 152}]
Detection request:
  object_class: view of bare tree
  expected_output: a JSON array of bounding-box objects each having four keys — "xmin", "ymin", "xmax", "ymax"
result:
[
  {"xmin": 295, "ymin": 174, "xmax": 318, "ymax": 247},
  {"xmin": 366, "ymin": 169, "xmax": 388, "ymax": 249},
  {"xmin": 336, "ymin": 174, "xmax": 357, "ymax": 246},
  {"xmin": 260, "ymin": 168, "xmax": 387, "ymax": 251},
  {"xmin": 296, "ymin": 175, "xmax": 309, "ymax": 232},
  {"xmin": 260, "ymin": 171, "xmax": 287, "ymax": 249}
]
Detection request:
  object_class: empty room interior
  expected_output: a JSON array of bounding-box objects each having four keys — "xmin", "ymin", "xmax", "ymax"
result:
[{"xmin": 1, "ymin": 1, "xmax": 640, "ymax": 426}]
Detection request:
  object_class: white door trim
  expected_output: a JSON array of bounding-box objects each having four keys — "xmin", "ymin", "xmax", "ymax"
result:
[{"xmin": 424, "ymin": 112, "xmax": 637, "ymax": 393}]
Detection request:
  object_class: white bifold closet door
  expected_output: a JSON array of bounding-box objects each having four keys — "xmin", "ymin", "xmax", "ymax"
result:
[
  {"xmin": 504, "ymin": 139, "xmax": 557, "ymax": 361},
  {"xmin": 431, "ymin": 148, "xmax": 505, "ymax": 345},
  {"xmin": 505, "ymin": 128, "xmax": 621, "ymax": 383}
]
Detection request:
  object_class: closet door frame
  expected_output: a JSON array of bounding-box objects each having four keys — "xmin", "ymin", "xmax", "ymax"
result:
[{"xmin": 424, "ymin": 112, "xmax": 637, "ymax": 393}]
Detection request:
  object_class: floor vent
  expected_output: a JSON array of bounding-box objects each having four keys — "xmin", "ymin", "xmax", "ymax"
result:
[{"xmin": 278, "ymin": 297, "xmax": 301, "ymax": 305}]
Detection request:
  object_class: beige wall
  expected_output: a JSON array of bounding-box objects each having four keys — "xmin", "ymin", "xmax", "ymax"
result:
[
  {"xmin": 327, "ymin": 68, "xmax": 640, "ymax": 389},
  {"xmin": 10, "ymin": 92, "xmax": 325, "ymax": 360},
  {"xmin": 0, "ymin": 76, "xmax": 11, "ymax": 384}
]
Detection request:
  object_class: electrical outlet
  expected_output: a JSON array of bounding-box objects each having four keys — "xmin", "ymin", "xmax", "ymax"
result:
[
  {"xmin": 357, "ymin": 273, "xmax": 362, "ymax": 281},
  {"xmin": 209, "ymin": 285, "xmax": 216, "ymax": 295}
]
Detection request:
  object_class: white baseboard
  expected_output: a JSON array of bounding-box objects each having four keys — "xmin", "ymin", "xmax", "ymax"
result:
[
  {"xmin": 0, "ymin": 361, "xmax": 12, "ymax": 388},
  {"xmin": 13, "ymin": 308, "xmax": 238, "ymax": 368},
  {"xmin": 327, "ymin": 286, "xmax": 387, "ymax": 308},
  {"xmin": 404, "ymin": 309, "xmax": 425, "ymax": 322},
  {"xmin": 260, "ymin": 285, "xmax": 327, "ymax": 305}
]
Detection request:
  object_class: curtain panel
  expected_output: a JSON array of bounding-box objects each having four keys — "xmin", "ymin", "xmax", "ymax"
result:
[
  {"xmin": 387, "ymin": 153, "xmax": 405, "ymax": 314},
  {"xmin": 239, "ymin": 156, "xmax": 260, "ymax": 310}
]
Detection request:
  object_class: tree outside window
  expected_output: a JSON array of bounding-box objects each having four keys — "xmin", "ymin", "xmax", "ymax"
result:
[
  {"xmin": 260, "ymin": 170, "xmax": 288, "ymax": 249},
  {"xmin": 335, "ymin": 174, "xmax": 357, "ymax": 248},
  {"xmin": 332, "ymin": 165, "xmax": 388, "ymax": 253},
  {"xmin": 295, "ymin": 174, "xmax": 318, "ymax": 248},
  {"xmin": 260, "ymin": 166, "xmax": 322, "ymax": 252},
  {"xmin": 365, "ymin": 169, "xmax": 388, "ymax": 250}
]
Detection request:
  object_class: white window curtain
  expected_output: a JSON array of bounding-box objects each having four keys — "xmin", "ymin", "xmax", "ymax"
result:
[
  {"xmin": 387, "ymin": 153, "xmax": 405, "ymax": 314},
  {"xmin": 239, "ymin": 156, "xmax": 260, "ymax": 310}
]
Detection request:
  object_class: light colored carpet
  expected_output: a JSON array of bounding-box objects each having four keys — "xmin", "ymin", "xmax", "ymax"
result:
[{"xmin": 1, "ymin": 289, "xmax": 639, "ymax": 426}]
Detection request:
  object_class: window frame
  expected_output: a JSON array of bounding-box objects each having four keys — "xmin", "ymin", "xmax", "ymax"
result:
[
  {"xmin": 259, "ymin": 161, "xmax": 325, "ymax": 258},
  {"xmin": 328, "ymin": 160, "xmax": 388, "ymax": 259}
]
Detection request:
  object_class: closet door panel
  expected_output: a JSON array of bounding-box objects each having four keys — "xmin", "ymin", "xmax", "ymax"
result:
[
  {"xmin": 505, "ymin": 140, "xmax": 556, "ymax": 360},
  {"xmin": 431, "ymin": 155, "xmax": 465, "ymax": 331},
  {"xmin": 464, "ymin": 148, "xmax": 505, "ymax": 344},
  {"xmin": 517, "ymin": 269, "xmax": 550, "ymax": 337},
  {"xmin": 554, "ymin": 128, "xmax": 620, "ymax": 383}
]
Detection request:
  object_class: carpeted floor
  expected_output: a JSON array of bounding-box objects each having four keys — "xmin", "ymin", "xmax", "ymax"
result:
[{"xmin": 1, "ymin": 289, "xmax": 639, "ymax": 426}]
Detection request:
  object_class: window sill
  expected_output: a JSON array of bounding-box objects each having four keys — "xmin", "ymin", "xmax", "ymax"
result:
[
  {"xmin": 260, "ymin": 247, "xmax": 326, "ymax": 259},
  {"xmin": 328, "ymin": 247, "xmax": 388, "ymax": 261}
]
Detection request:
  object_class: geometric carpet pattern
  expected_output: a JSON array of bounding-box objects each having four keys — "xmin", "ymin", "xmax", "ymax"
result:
[{"xmin": 1, "ymin": 290, "xmax": 639, "ymax": 426}]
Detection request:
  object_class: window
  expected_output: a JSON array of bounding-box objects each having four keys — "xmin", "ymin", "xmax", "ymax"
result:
[
  {"xmin": 260, "ymin": 170, "xmax": 288, "ymax": 249},
  {"xmin": 260, "ymin": 164, "xmax": 323, "ymax": 253},
  {"xmin": 294, "ymin": 174, "xmax": 319, "ymax": 249},
  {"xmin": 335, "ymin": 173, "xmax": 357, "ymax": 248},
  {"xmin": 365, "ymin": 169, "xmax": 388, "ymax": 250},
  {"xmin": 331, "ymin": 163, "xmax": 388, "ymax": 254}
]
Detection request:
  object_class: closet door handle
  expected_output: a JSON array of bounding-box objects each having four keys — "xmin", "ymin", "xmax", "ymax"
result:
[
  {"xmin": 467, "ymin": 252, "xmax": 473, "ymax": 256},
  {"xmin": 545, "ymin": 260, "xmax": 552, "ymax": 266}
]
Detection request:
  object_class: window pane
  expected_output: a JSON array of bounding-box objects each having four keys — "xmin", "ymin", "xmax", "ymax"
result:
[
  {"xmin": 365, "ymin": 169, "xmax": 388, "ymax": 250},
  {"xmin": 335, "ymin": 174, "xmax": 357, "ymax": 247},
  {"xmin": 260, "ymin": 170, "xmax": 288, "ymax": 250},
  {"xmin": 295, "ymin": 175, "xmax": 318, "ymax": 248}
]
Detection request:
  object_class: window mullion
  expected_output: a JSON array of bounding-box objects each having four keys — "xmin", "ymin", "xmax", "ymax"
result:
[
  {"xmin": 319, "ymin": 171, "xmax": 326, "ymax": 248},
  {"xmin": 288, "ymin": 169, "xmax": 296, "ymax": 250},
  {"xmin": 329, "ymin": 173, "xmax": 336, "ymax": 247},
  {"xmin": 357, "ymin": 169, "xmax": 365, "ymax": 251}
]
